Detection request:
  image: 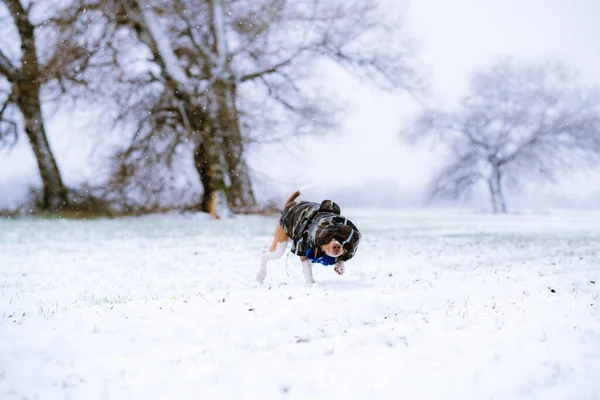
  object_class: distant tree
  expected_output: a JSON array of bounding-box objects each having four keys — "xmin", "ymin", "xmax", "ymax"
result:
[
  {"xmin": 405, "ymin": 59, "xmax": 600, "ymax": 213},
  {"xmin": 97, "ymin": 0, "xmax": 421, "ymax": 217}
]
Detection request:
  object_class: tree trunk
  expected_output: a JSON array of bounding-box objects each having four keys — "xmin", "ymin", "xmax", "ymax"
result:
[
  {"xmin": 487, "ymin": 178, "xmax": 499, "ymax": 214},
  {"xmin": 207, "ymin": 0, "xmax": 256, "ymax": 211},
  {"xmin": 193, "ymin": 132, "xmax": 229, "ymax": 219},
  {"xmin": 495, "ymin": 169, "xmax": 507, "ymax": 213},
  {"xmin": 487, "ymin": 166, "xmax": 507, "ymax": 214},
  {"xmin": 18, "ymin": 96, "xmax": 69, "ymax": 210},
  {"xmin": 8, "ymin": 0, "xmax": 68, "ymax": 211},
  {"xmin": 212, "ymin": 79, "xmax": 257, "ymax": 211},
  {"xmin": 194, "ymin": 141, "xmax": 216, "ymax": 218}
]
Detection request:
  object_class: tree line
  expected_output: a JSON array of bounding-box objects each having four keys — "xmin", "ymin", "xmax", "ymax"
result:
[
  {"xmin": 0, "ymin": 0, "xmax": 419, "ymax": 217},
  {"xmin": 2, "ymin": 1, "xmax": 599, "ymax": 216}
]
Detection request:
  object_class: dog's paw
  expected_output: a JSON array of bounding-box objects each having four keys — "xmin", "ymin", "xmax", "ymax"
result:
[
  {"xmin": 334, "ymin": 262, "xmax": 345, "ymax": 275},
  {"xmin": 256, "ymin": 269, "xmax": 266, "ymax": 284}
]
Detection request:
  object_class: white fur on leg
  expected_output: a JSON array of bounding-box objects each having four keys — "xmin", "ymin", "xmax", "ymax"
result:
[
  {"xmin": 257, "ymin": 241, "xmax": 288, "ymax": 284},
  {"xmin": 334, "ymin": 259, "xmax": 345, "ymax": 275},
  {"xmin": 301, "ymin": 259, "xmax": 315, "ymax": 284}
]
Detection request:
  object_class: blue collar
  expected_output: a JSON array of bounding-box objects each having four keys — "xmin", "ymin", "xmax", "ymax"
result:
[{"xmin": 305, "ymin": 248, "xmax": 336, "ymax": 266}]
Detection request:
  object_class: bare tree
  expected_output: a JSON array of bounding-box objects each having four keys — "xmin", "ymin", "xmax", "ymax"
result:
[
  {"xmin": 405, "ymin": 59, "xmax": 600, "ymax": 213},
  {"xmin": 0, "ymin": 0, "xmax": 116, "ymax": 211},
  {"xmin": 97, "ymin": 0, "xmax": 421, "ymax": 217},
  {"xmin": 0, "ymin": 0, "xmax": 69, "ymax": 210},
  {"xmin": 85, "ymin": 0, "xmax": 228, "ymax": 217}
]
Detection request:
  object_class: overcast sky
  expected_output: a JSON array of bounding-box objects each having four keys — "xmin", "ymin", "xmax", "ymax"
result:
[{"xmin": 2, "ymin": 0, "xmax": 599, "ymax": 209}]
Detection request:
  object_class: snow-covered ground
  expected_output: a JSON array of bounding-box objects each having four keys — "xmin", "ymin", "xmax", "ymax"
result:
[{"xmin": 1, "ymin": 209, "xmax": 599, "ymax": 399}]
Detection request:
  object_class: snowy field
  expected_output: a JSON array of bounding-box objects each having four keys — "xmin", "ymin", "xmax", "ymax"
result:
[{"xmin": 1, "ymin": 209, "xmax": 599, "ymax": 399}]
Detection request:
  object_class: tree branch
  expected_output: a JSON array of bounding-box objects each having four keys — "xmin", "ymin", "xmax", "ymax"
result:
[
  {"xmin": 176, "ymin": 6, "xmax": 212, "ymax": 67},
  {"xmin": 0, "ymin": 48, "xmax": 18, "ymax": 81},
  {"xmin": 0, "ymin": 92, "xmax": 18, "ymax": 147},
  {"xmin": 239, "ymin": 57, "xmax": 295, "ymax": 82}
]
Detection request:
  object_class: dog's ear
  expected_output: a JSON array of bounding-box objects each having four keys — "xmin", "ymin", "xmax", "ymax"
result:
[
  {"xmin": 316, "ymin": 225, "xmax": 351, "ymax": 246},
  {"xmin": 319, "ymin": 200, "xmax": 340, "ymax": 215},
  {"xmin": 339, "ymin": 227, "xmax": 361, "ymax": 262}
]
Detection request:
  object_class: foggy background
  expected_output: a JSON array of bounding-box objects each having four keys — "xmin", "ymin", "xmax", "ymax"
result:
[{"xmin": 1, "ymin": 0, "xmax": 599, "ymax": 211}]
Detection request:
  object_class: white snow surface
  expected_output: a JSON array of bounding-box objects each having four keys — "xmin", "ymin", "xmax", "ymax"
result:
[{"xmin": 1, "ymin": 209, "xmax": 599, "ymax": 399}]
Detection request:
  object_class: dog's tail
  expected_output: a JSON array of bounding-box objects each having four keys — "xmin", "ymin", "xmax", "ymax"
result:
[
  {"xmin": 283, "ymin": 185, "xmax": 315, "ymax": 206},
  {"xmin": 284, "ymin": 190, "xmax": 301, "ymax": 206}
]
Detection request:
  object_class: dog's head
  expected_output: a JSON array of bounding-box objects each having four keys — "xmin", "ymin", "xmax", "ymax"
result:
[{"xmin": 316, "ymin": 224, "xmax": 361, "ymax": 259}]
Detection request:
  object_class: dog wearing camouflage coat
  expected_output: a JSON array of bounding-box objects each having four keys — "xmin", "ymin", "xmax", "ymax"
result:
[{"xmin": 257, "ymin": 189, "xmax": 362, "ymax": 284}]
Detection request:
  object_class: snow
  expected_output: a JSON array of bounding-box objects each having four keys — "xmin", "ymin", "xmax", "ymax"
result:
[{"xmin": 1, "ymin": 209, "xmax": 599, "ymax": 399}]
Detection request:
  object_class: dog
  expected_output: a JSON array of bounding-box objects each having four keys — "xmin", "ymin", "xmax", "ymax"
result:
[{"xmin": 257, "ymin": 189, "xmax": 362, "ymax": 284}]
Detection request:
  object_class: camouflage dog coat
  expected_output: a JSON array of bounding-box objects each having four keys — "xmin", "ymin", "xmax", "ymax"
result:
[{"xmin": 280, "ymin": 199, "xmax": 361, "ymax": 263}]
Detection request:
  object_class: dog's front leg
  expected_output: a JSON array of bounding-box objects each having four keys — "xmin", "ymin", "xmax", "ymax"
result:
[
  {"xmin": 300, "ymin": 257, "xmax": 315, "ymax": 284},
  {"xmin": 334, "ymin": 259, "xmax": 345, "ymax": 275}
]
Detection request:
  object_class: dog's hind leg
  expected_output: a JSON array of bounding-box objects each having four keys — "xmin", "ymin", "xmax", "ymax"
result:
[{"xmin": 257, "ymin": 225, "xmax": 289, "ymax": 284}]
